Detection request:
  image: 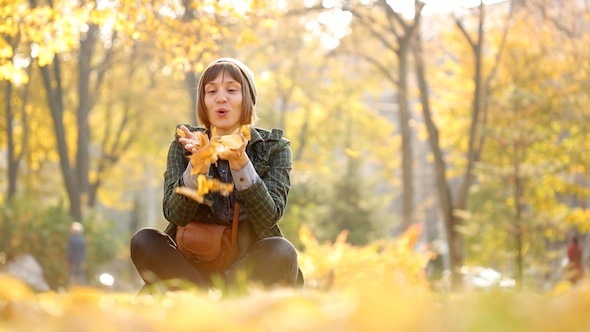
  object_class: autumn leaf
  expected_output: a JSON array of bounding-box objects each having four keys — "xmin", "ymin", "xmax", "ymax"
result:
[
  {"xmin": 219, "ymin": 134, "xmax": 244, "ymax": 149},
  {"xmin": 175, "ymin": 186, "xmax": 207, "ymax": 203},
  {"xmin": 189, "ymin": 133, "xmax": 219, "ymax": 175},
  {"xmin": 240, "ymin": 125, "xmax": 251, "ymax": 140},
  {"xmin": 176, "ymin": 174, "xmax": 234, "ymax": 204},
  {"xmin": 218, "ymin": 125, "xmax": 251, "ymax": 150}
]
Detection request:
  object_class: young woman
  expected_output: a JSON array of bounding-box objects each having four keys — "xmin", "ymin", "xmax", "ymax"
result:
[{"xmin": 130, "ymin": 58, "xmax": 302, "ymax": 290}]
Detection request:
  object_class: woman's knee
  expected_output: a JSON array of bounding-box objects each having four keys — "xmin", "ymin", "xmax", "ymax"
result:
[
  {"xmin": 257, "ymin": 237, "xmax": 298, "ymax": 263},
  {"xmin": 247, "ymin": 237, "xmax": 299, "ymax": 286},
  {"xmin": 130, "ymin": 228, "xmax": 166, "ymax": 258}
]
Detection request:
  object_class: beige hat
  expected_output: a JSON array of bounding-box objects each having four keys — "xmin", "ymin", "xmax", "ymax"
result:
[{"xmin": 199, "ymin": 58, "xmax": 258, "ymax": 105}]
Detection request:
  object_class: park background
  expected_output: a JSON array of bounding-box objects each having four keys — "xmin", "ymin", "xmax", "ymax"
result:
[{"xmin": 1, "ymin": 0, "xmax": 590, "ymax": 330}]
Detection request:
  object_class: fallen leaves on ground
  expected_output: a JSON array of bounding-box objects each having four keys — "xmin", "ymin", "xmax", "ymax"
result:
[
  {"xmin": 2, "ymin": 274, "xmax": 590, "ymax": 332},
  {"xmin": 2, "ymin": 227, "xmax": 589, "ymax": 331}
]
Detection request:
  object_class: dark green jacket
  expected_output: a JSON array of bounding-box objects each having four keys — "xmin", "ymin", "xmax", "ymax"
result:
[{"xmin": 162, "ymin": 125, "xmax": 292, "ymax": 240}]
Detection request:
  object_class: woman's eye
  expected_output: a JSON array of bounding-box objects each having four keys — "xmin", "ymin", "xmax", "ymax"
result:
[{"xmin": 206, "ymin": 90, "xmax": 216, "ymax": 94}]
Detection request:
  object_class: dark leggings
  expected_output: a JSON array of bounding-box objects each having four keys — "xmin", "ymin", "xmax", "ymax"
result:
[{"xmin": 130, "ymin": 228, "xmax": 301, "ymax": 289}]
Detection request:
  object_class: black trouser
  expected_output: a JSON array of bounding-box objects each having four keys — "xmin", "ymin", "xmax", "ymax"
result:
[{"xmin": 130, "ymin": 228, "xmax": 302, "ymax": 290}]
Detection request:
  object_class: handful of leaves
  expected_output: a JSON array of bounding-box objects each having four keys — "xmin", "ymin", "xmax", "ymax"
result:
[{"xmin": 175, "ymin": 125, "xmax": 251, "ymax": 204}]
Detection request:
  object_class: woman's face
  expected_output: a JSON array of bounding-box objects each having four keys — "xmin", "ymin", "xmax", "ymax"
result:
[{"xmin": 204, "ymin": 70, "xmax": 243, "ymax": 136}]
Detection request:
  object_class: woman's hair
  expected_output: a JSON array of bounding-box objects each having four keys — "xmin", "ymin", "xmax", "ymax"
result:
[{"xmin": 197, "ymin": 59, "xmax": 257, "ymax": 129}]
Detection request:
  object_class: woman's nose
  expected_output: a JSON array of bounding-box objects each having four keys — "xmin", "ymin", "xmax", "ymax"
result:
[{"xmin": 216, "ymin": 93, "xmax": 228, "ymax": 103}]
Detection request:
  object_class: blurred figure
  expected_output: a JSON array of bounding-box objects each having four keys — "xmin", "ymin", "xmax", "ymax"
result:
[
  {"xmin": 68, "ymin": 222, "xmax": 87, "ymax": 286},
  {"xmin": 567, "ymin": 235, "xmax": 583, "ymax": 284}
]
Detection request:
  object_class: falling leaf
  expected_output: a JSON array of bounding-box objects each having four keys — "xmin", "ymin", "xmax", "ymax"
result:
[
  {"xmin": 176, "ymin": 174, "xmax": 234, "ymax": 204},
  {"xmin": 176, "ymin": 186, "xmax": 206, "ymax": 203}
]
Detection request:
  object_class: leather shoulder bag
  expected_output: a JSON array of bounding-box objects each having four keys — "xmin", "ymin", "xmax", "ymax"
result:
[{"xmin": 176, "ymin": 202, "xmax": 240, "ymax": 272}]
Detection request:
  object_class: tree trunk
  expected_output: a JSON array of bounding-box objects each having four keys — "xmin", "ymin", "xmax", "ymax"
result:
[
  {"xmin": 4, "ymin": 81, "xmax": 17, "ymax": 200},
  {"xmin": 397, "ymin": 40, "xmax": 414, "ymax": 231},
  {"xmin": 77, "ymin": 24, "xmax": 98, "ymax": 206},
  {"xmin": 455, "ymin": 5, "xmax": 486, "ymax": 213},
  {"xmin": 87, "ymin": 60, "xmax": 137, "ymax": 207},
  {"xmin": 294, "ymin": 106, "xmax": 310, "ymax": 162},
  {"xmin": 414, "ymin": 22, "xmax": 463, "ymax": 289},
  {"xmin": 40, "ymin": 62, "xmax": 82, "ymax": 220},
  {"xmin": 513, "ymin": 146, "xmax": 524, "ymax": 289},
  {"xmin": 186, "ymin": 71, "xmax": 199, "ymax": 124}
]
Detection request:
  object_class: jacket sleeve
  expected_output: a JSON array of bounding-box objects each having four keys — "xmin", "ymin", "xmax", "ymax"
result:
[
  {"xmin": 237, "ymin": 136, "xmax": 292, "ymax": 235},
  {"xmin": 162, "ymin": 127, "xmax": 214, "ymax": 226}
]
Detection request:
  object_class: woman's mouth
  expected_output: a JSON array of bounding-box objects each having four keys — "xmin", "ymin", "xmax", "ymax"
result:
[{"xmin": 216, "ymin": 108, "xmax": 229, "ymax": 116}]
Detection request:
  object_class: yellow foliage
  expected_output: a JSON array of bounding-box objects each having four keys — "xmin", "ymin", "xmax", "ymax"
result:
[
  {"xmin": 0, "ymin": 39, "xmax": 13, "ymax": 58},
  {"xmin": 297, "ymin": 224, "xmax": 431, "ymax": 291},
  {"xmin": 3, "ymin": 257, "xmax": 590, "ymax": 331},
  {"xmin": 0, "ymin": 274, "xmax": 34, "ymax": 301},
  {"xmin": 564, "ymin": 208, "xmax": 590, "ymax": 233}
]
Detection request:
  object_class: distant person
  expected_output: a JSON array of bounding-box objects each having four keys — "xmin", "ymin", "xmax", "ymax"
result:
[
  {"xmin": 567, "ymin": 235, "xmax": 583, "ymax": 284},
  {"xmin": 67, "ymin": 222, "xmax": 87, "ymax": 286}
]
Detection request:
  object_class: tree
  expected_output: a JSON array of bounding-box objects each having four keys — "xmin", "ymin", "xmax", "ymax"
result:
[
  {"xmin": 474, "ymin": 1, "xmax": 590, "ymax": 287},
  {"xmin": 236, "ymin": 2, "xmax": 400, "ymax": 244},
  {"xmin": 339, "ymin": 0, "xmax": 424, "ymax": 231},
  {"xmin": 1, "ymin": 0, "xmax": 258, "ymax": 220},
  {"xmin": 2, "ymin": 33, "xmax": 31, "ymax": 200},
  {"xmin": 413, "ymin": 1, "xmax": 514, "ymax": 288}
]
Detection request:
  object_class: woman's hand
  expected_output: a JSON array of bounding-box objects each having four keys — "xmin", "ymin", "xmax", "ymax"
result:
[
  {"xmin": 177, "ymin": 125, "xmax": 201, "ymax": 154},
  {"xmin": 217, "ymin": 133, "xmax": 249, "ymax": 171}
]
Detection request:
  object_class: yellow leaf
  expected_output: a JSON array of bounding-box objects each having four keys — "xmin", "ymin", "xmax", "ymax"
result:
[
  {"xmin": 240, "ymin": 125, "xmax": 251, "ymax": 140},
  {"xmin": 197, "ymin": 132, "xmax": 209, "ymax": 147},
  {"xmin": 176, "ymin": 174, "xmax": 234, "ymax": 204},
  {"xmin": 0, "ymin": 44, "xmax": 13, "ymax": 58},
  {"xmin": 219, "ymin": 134, "xmax": 244, "ymax": 149},
  {"xmin": 175, "ymin": 186, "xmax": 205, "ymax": 203}
]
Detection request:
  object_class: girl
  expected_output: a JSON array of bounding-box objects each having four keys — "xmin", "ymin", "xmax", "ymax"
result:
[{"xmin": 130, "ymin": 58, "xmax": 302, "ymax": 291}]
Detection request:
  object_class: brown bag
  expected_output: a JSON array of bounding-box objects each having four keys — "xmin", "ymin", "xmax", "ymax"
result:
[{"xmin": 176, "ymin": 202, "xmax": 240, "ymax": 272}]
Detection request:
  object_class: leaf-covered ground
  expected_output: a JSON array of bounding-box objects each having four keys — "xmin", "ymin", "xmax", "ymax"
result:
[
  {"xmin": 1, "ymin": 274, "xmax": 590, "ymax": 332},
  {"xmin": 2, "ymin": 227, "xmax": 589, "ymax": 331}
]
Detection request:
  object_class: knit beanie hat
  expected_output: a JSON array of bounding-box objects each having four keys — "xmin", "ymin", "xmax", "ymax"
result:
[{"xmin": 200, "ymin": 58, "xmax": 258, "ymax": 105}]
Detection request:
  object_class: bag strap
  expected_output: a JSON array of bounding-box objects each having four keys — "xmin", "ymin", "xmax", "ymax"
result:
[{"xmin": 230, "ymin": 201, "xmax": 240, "ymax": 250}]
